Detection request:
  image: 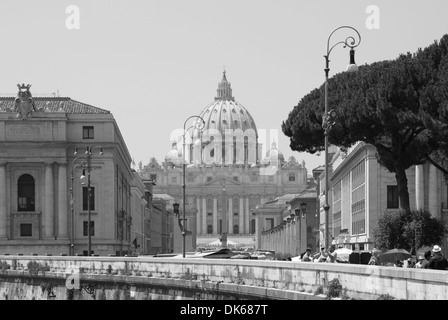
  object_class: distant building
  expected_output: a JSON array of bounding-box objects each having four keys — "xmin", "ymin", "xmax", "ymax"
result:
[
  {"xmin": 321, "ymin": 141, "xmax": 448, "ymax": 253},
  {"xmin": 139, "ymin": 72, "xmax": 309, "ymax": 249},
  {"xmin": 257, "ymin": 188, "xmax": 318, "ymax": 258},
  {"xmin": 0, "ymin": 85, "xmax": 143, "ymax": 256}
]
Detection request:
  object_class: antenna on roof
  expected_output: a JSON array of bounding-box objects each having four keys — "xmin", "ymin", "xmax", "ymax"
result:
[{"xmin": 52, "ymin": 90, "xmax": 60, "ymax": 97}]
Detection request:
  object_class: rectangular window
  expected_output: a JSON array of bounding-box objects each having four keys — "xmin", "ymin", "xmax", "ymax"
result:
[
  {"xmin": 266, "ymin": 218, "xmax": 274, "ymax": 230},
  {"xmin": 387, "ymin": 185, "xmax": 399, "ymax": 209},
  {"xmin": 233, "ymin": 176, "xmax": 239, "ymax": 182},
  {"xmin": 149, "ymin": 174, "xmax": 157, "ymax": 182},
  {"xmin": 250, "ymin": 219, "xmax": 256, "ymax": 234},
  {"xmin": 207, "ymin": 176, "xmax": 212, "ymax": 182},
  {"xmin": 268, "ymin": 175, "xmax": 274, "ymax": 183},
  {"xmin": 233, "ymin": 198, "xmax": 239, "ymax": 210},
  {"xmin": 82, "ymin": 187, "xmax": 95, "ymax": 211},
  {"xmin": 20, "ymin": 223, "xmax": 32, "ymax": 237},
  {"xmin": 170, "ymin": 176, "xmax": 177, "ymax": 184},
  {"xmin": 207, "ymin": 198, "xmax": 213, "ymax": 211},
  {"xmin": 289, "ymin": 174, "xmax": 295, "ymax": 181},
  {"xmin": 83, "ymin": 221, "xmax": 95, "ymax": 236},
  {"xmin": 82, "ymin": 126, "xmax": 94, "ymax": 139},
  {"xmin": 187, "ymin": 175, "xmax": 194, "ymax": 183}
]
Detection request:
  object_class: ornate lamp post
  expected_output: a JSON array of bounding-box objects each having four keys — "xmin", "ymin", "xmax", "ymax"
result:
[
  {"xmin": 180, "ymin": 115, "xmax": 205, "ymax": 258},
  {"xmin": 70, "ymin": 161, "xmax": 84, "ymax": 256},
  {"xmin": 73, "ymin": 146, "xmax": 103, "ymax": 256},
  {"xmin": 323, "ymin": 26, "xmax": 361, "ymax": 249}
]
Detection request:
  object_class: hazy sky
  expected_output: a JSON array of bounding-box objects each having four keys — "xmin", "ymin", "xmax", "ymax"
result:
[{"xmin": 1, "ymin": 0, "xmax": 447, "ymax": 172}]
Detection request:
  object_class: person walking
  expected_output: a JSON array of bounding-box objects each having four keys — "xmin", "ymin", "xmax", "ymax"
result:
[
  {"xmin": 314, "ymin": 247, "xmax": 327, "ymax": 262},
  {"xmin": 368, "ymin": 250, "xmax": 381, "ymax": 266},
  {"xmin": 428, "ymin": 245, "xmax": 448, "ymax": 270},
  {"xmin": 326, "ymin": 245, "xmax": 338, "ymax": 263},
  {"xmin": 301, "ymin": 248, "xmax": 313, "ymax": 262},
  {"xmin": 417, "ymin": 250, "xmax": 432, "ymax": 269}
]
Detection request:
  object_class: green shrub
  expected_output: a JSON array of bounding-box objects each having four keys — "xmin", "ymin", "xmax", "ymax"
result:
[
  {"xmin": 327, "ymin": 279, "xmax": 343, "ymax": 299},
  {"xmin": 314, "ymin": 285, "xmax": 324, "ymax": 295}
]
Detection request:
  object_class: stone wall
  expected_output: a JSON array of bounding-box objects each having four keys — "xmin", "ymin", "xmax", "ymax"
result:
[{"xmin": 0, "ymin": 255, "xmax": 446, "ymax": 300}]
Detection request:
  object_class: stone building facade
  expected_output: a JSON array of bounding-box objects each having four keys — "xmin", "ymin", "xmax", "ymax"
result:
[
  {"xmin": 0, "ymin": 86, "xmax": 145, "ymax": 256},
  {"xmin": 321, "ymin": 141, "xmax": 448, "ymax": 253}
]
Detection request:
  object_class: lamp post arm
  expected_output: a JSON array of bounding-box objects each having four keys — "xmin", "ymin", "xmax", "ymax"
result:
[{"xmin": 326, "ymin": 25, "xmax": 361, "ymax": 58}]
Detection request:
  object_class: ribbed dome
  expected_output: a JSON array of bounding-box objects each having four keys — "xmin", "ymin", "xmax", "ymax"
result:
[{"xmin": 197, "ymin": 71, "xmax": 258, "ymax": 137}]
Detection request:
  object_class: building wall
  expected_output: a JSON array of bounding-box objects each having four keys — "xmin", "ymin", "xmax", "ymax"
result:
[
  {"xmin": 0, "ymin": 97, "xmax": 136, "ymax": 257},
  {"xmin": 328, "ymin": 142, "xmax": 448, "ymax": 252}
]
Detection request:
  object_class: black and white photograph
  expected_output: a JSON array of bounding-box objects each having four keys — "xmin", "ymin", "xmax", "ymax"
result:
[{"xmin": 0, "ymin": 0, "xmax": 447, "ymax": 308}]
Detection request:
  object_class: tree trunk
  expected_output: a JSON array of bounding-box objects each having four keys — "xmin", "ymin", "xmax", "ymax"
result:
[{"xmin": 395, "ymin": 166, "xmax": 410, "ymax": 211}]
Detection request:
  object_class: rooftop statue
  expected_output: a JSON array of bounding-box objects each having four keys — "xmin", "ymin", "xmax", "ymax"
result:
[{"xmin": 14, "ymin": 83, "xmax": 36, "ymax": 119}]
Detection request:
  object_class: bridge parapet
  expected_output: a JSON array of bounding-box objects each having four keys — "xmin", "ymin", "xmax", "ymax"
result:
[{"xmin": 0, "ymin": 255, "xmax": 447, "ymax": 300}]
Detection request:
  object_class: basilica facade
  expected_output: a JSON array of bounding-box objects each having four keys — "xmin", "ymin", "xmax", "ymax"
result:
[{"xmin": 139, "ymin": 72, "xmax": 309, "ymax": 247}]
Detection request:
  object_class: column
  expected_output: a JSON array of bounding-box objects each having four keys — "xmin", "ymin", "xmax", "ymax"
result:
[
  {"xmin": 415, "ymin": 165, "xmax": 424, "ymax": 210},
  {"xmin": 0, "ymin": 163, "xmax": 6, "ymax": 238},
  {"xmin": 239, "ymin": 196, "xmax": 244, "ymax": 234},
  {"xmin": 196, "ymin": 196, "xmax": 201, "ymax": 235},
  {"xmin": 213, "ymin": 197, "xmax": 218, "ymax": 234},
  {"xmin": 202, "ymin": 197, "xmax": 207, "ymax": 234},
  {"xmin": 245, "ymin": 196, "xmax": 250, "ymax": 233},
  {"xmin": 428, "ymin": 163, "xmax": 438, "ymax": 218},
  {"xmin": 292, "ymin": 220, "xmax": 297, "ymax": 256},
  {"xmin": 58, "ymin": 163, "xmax": 68, "ymax": 239},
  {"xmin": 228, "ymin": 197, "xmax": 233, "ymax": 234},
  {"xmin": 44, "ymin": 163, "xmax": 54, "ymax": 238}
]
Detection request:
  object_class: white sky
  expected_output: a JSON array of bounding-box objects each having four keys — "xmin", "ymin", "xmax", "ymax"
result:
[{"xmin": 1, "ymin": 0, "xmax": 447, "ymax": 172}]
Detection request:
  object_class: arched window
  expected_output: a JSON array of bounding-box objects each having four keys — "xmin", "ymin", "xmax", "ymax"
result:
[{"xmin": 18, "ymin": 174, "xmax": 35, "ymax": 211}]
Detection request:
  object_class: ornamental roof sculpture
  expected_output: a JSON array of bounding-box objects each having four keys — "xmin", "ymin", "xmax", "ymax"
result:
[{"xmin": 14, "ymin": 84, "xmax": 37, "ymax": 119}]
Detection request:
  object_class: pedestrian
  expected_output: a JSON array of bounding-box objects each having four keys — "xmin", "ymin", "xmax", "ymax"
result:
[
  {"xmin": 368, "ymin": 250, "xmax": 381, "ymax": 266},
  {"xmin": 394, "ymin": 260, "xmax": 403, "ymax": 267},
  {"xmin": 313, "ymin": 247, "xmax": 327, "ymax": 262},
  {"xmin": 406, "ymin": 258, "xmax": 415, "ymax": 268},
  {"xmin": 415, "ymin": 254, "xmax": 425, "ymax": 268},
  {"xmin": 415, "ymin": 251, "xmax": 431, "ymax": 269},
  {"xmin": 326, "ymin": 245, "xmax": 338, "ymax": 263},
  {"xmin": 428, "ymin": 245, "xmax": 448, "ymax": 270},
  {"xmin": 301, "ymin": 248, "xmax": 313, "ymax": 262}
]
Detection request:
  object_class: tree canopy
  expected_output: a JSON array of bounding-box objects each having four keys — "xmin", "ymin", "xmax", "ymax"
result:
[
  {"xmin": 372, "ymin": 209, "xmax": 447, "ymax": 252},
  {"xmin": 282, "ymin": 34, "xmax": 448, "ymax": 211}
]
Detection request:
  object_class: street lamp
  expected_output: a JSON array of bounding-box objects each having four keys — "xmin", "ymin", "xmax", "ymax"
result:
[
  {"xmin": 323, "ymin": 26, "xmax": 361, "ymax": 249},
  {"xmin": 70, "ymin": 160, "xmax": 84, "ymax": 256},
  {"xmin": 178, "ymin": 115, "xmax": 205, "ymax": 258},
  {"xmin": 73, "ymin": 146, "xmax": 103, "ymax": 256}
]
